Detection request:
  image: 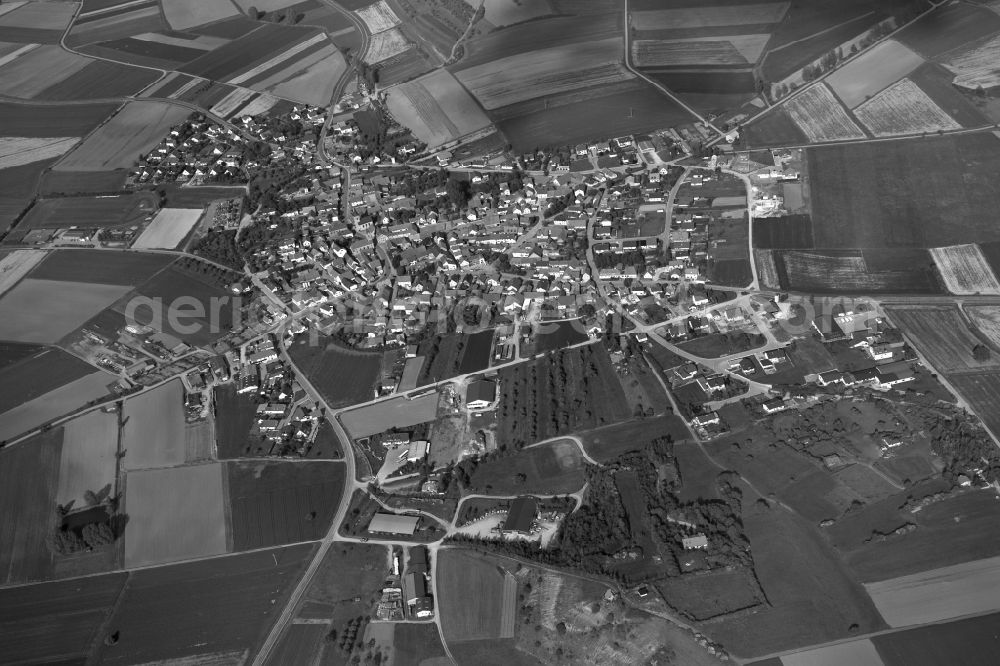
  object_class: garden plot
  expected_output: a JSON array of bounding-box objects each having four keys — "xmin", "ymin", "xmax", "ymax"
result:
[
  {"xmin": 786, "ymin": 84, "xmax": 866, "ymax": 142},
  {"xmin": 854, "ymin": 78, "xmax": 960, "ymax": 137},
  {"xmin": 356, "ymin": 0, "xmax": 400, "ymax": 33},
  {"xmin": 386, "ymin": 68, "xmax": 491, "ymax": 148},
  {"xmin": 454, "ymin": 37, "xmax": 631, "ymax": 110},
  {"xmin": 632, "ymin": 35, "xmax": 770, "ymax": 66},
  {"xmin": 0, "ymin": 137, "xmax": 78, "ymax": 169},
  {"xmin": 826, "ymin": 39, "xmax": 925, "ymax": 108},
  {"xmin": 630, "ymin": 3, "xmax": 788, "ymax": 30},
  {"xmin": 132, "ymin": 208, "xmax": 202, "ymax": 250},
  {"xmin": 56, "ymin": 409, "xmax": 118, "ymax": 508},
  {"xmin": 930, "ymin": 244, "xmax": 1000, "ymax": 295}
]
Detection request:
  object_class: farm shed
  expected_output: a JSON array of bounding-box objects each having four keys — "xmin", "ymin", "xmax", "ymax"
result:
[
  {"xmin": 502, "ymin": 496, "xmax": 538, "ymax": 535},
  {"xmin": 465, "ymin": 379, "xmax": 496, "ymax": 410},
  {"xmin": 368, "ymin": 513, "xmax": 419, "ymax": 535}
]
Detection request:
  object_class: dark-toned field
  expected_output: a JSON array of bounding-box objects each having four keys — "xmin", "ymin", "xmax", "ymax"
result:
[
  {"xmin": 96, "ymin": 544, "xmax": 315, "ymax": 665},
  {"xmin": 753, "ymin": 215, "xmax": 814, "ymax": 249},
  {"xmin": 774, "ymin": 249, "xmax": 941, "ymax": 293},
  {"xmin": 288, "ymin": 335, "xmax": 382, "ymax": 408},
  {"xmin": 0, "ymin": 428, "xmax": 63, "ymax": 584},
  {"xmin": 458, "ymin": 329, "xmax": 494, "ymax": 374},
  {"xmin": 0, "ymin": 101, "xmax": 118, "ymax": 137},
  {"xmin": 906, "ymin": 62, "xmax": 988, "ymax": 129},
  {"xmin": 808, "ymin": 134, "xmax": 1000, "ymax": 248},
  {"xmin": 534, "ymin": 319, "xmax": 588, "ymax": 354},
  {"xmin": 656, "ymin": 568, "xmax": 762, "ymax": 620},
  {"xmin": 649, "ymin": 69, "xmax": 756, "ymax": 95},
  {"xmin": 10, "ymin": 193, "xmax": 156, "ymax": 243},
  {"xmin": 578, "ymin": 414, "xmax": 690, "ymax": 462},
  {"xmin": 0, "ymin": 159, "xmax": 57, "ymax": 233},
  {"xmin": 496, "ymin": 343, "xmax": 632, "ymax": 449},
  {"xmin": 301, "ymin": 542, "xmax": 388, "ymax": 628},
  {"xmin": 872, "ymin": 611, "xmax": 1000, "ymax": 666},
  {"xmin": 182, "ymin": 24, "xmax": 311, "ymax": 81},
  {"xmin": 762, "ymin": 12, "xmax": 877, "ymax": 81},
  {"xmin": 0, "ymin": 346, "xmax": 94, "ymax": 414},
  {"xmin": 28, "ymin": 250, "xmax": 174, "ymax": 285},
  {"xmin": 394, "ymin": 623, "xmax": 450, "ymax": 665},
  {"xmin": 213, "ymin": 384, "xmax": 260, "ymax": 458},
  {"xmin": 0, "ymin": 571, "xmax": 128, "ymax": 664},
  {"xmin": 33, "ymin": 60, "xmax": 160, "ymax": 101},
  {"xmin": 895, "ymin": 1, "xmax": 1000, "ymax": 60},
  {"xmin": 38, "ymin": 170, "xmax": 128, "ymax": 196},
  {"xmin": 227, "ymin": 460, "xmax": 346, "ymax": 551},
  {"xmin": 438, "ymin": 548, "xmax": 513, "ymax": 642},
  {"xmin": 948, "ymin": 372, "xmax": 1000, "ymax": 438},
  {"xmin": 468, "ymin": 438, "xmax": 586, "ymax": 495},
  {"xmin": 885, "ymin": 306, "xmax": 999, "ymax": 374},
  {"xmin": 125, "ymin": 265, "xmax": 235, "ymax": 345},
  {"xmin": 267, "ymin": 624, "xmax": 327, "ymax": 665},
  {"xmin": 742, "ymin": 106, "xmax": 808, "ymax": 146}
]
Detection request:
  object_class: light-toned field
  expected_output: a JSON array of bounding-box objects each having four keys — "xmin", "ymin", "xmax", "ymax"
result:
[
  {"xmin": 56, "ymin": 409, "xmax": 118, "ymax": 508},
  {"xmin": 69, "ymin": 6, "xmax": 162, "ymax": 45},
  {"xmin": 865, "ymin": 553, "xmax": 1000, "ymax": 627},
  {"xmin": 248, "ymin": 42, "xmax": 335, "ymax": 89},
  {"xmin": 826, "ymin": 39, "xmax": 925, "ymax": 108},
  {"xmin": 854, "ymin": 78, "xmax": 961, "ymax": 137},
  {"xmin": 386, "ymin": 68, "xmax": 491, "ymax": 148},
  {"xmin": 786, "ymin": 83, "xmax": 866, "ymax": 142},
  {"xmin": 0, "ymin": 371, "xmax": 114, "ymax": 442},
  {"xmin": 363, "ymin": 27, "xmax": 410, "ymax": 64},
  {"xmin": 123, "ymin": 462, "xmax": 228, "ymax": 567},
  {"xmin": 0, "ymin": 45, "xmax": 89, "ymax": 98},
  {"xmin": 455, "ymin": 37, "xmax": 631, "ymax": 110},
  {"xmin": 341, "ymin": 393, "xmax": 439, "ymax": 438},
  {"xmin": 945, "ymin": 33, "xmax": 1000, "ymax": 91},
  {"xmin": 122, "ymin": 379, "xmax": 186, "ymax": 470},
  {"xmin": 209, "ymin": 86, "xmax": 256, "ymax": 117},
  {"xmin": 930, "ymin": 244, "xmax": 1000, "ymax": 295},
  {"xmin": 132, "ymin": 31, "xmax": 227, "ymax": 50},
  {"xmin": 234, "ymin": 0, "xmax": 306, "ymax": 11},
  {"xmin": 0, "ymin": 0, "xmax": 76, "ymax": 30},
  {"xmin": 185, "ymin": 419, "xmax": 214, "ymax": 462},
  {"xmin": 438, "ymin": 548, "xmax": 511, "ymax": 641},
  {"xmin": 235, "ymin": 92, "xmax": 278, "ymax": 117},
  {"xmin": 754, "ymin": 249, "xmax": 781, "ymax": 289},
  {"xmin": 631, "ymin": 3, "xmax": 788, "ymax": 30},
  {"xmin": 0, "ymin": 43, "xmax": 39, "ymax": 68},
  {"xmin": 470, "ymin": 0, "xmax": 553, "ymax": 27},
  {"xmin": 162, "ymin": 0, "xmax": 242, "ymax": 31},
  {"xmin": 780, "ymin": 639, "xmax": 883, "ymax": 666},
  {"xmin": 0, "ymin": 248, "xmax": 46, "ymax": 297},
  {"xmin": 632, "ymin": 34, "xmax": 769, "ymax": 66},
  {"xmin": 55, "ymin": 101, "xmax": 189, "ymax": 171},
  {"xmin": 0, "ymin": 3, "xmax": 26, "ymax": 20},
  {"xmin": 967, "ymin": 306, "xmax": 1000, "ymax": 348},
  {"xmin": 0, "ymin": 279, "xmax": 130, "ymax": 343},
  {"xmin": 356, "ymin": 0, "xmax": 400, "ymax": 33},
  {"xmin": 132, "ymin": 207, "xmax": 202, "ymax": 250},
  {"xmin": 0, "ymin": 136, "xmax": 78, "ymax": 168},
  {"xmin": 268, "ymin": 55, "xmax": 343, "ymax": 106},
  {"xmin": 229, "ymin": 32, "xmax": 327, "ymax": 85}
]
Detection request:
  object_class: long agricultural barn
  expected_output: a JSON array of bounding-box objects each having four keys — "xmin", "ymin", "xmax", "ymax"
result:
[{"xmin": 367, "ymin": 513, "xmax": 419, "ymax": 536}]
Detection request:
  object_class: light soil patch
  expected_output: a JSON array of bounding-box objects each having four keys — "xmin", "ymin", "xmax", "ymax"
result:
[
  {"xmin": 356, "ymin": 0, "xmax": 400, "ymax": 33},
  {"xmin": 854, "ymin": 78, "xmax": 961, "ymax": 137},
  {"xmin": 132, "ymin": 207, "xmax": 202, "ymax": 249},
  {"xmin": 966, "ymin": 305, "xmax": 1000, "ymax": 348},
  {"xmin": 386, "ymin": 68, "xmax": 491, "ymax": 148},
  {"xmin": 236, "ymin": 92, "xmax": 279, "ymax": 117},
  {"xmin": 228, "ymin": 33, "xmax": 327, "ymax": 85},
  {"xmin": 865, "ymin": 553, "xmax": 1000, "ymax": 627},
  {"xmin": 472, "ymin": 0, "xmax": 553, "ymax": 27},
  {"xmin": 0, "ymin": 137, "xmax": 78, "ymax": 168},
  {"xmin": 123, "ymin": 379, "xmax": 186, "ymax": 470},
  {"xmin": 0, "ymin": 371, "xmax": 114, "ymax": 442},
  {"xmin": 454, "ymin": 37, "xmax": 631, "ymax": 110},
  {"xmin": 826, "ymin": 39, "xmax": 925, "ymax": 108},
  {"xmin": 780, "ymin": 638, "xmax": 884, "ymax": 666},
  {"xmin": 0, "ymin": 43, "xmax": 39, "ymax": 68},
  {"xmin": 341, "ymin": 393, "xmax": 440, "ymax": 438},
  {"xmin": 0, "ymin": 279, "xmax": 131, "ymax": 343},
  {"xmin": 786, "ymin": 83, "xmax": 866, "ymax": 142},
  {"xmin": 0, "ymin": 46, "xmax": 89, "ymax": 98},
  {"xmin": 266, "ymin": 51, "xmax": 346, "ymax": 106},
  {"xmin": 0, "ymin": 249, "xmax": 46, "ymax": 297},
  {"xmin": 56, "ymin": 101, "xmax": 190, "ymax": 171},
  {"xmin": 57, "ymin": 409, "xmax": 118, "ymax": 508},
  {"xmin": 209, "ymin": 86, "xmax": 256, "ymax": 117},
  {"xmin": 0, "ymin": 1, "xmax": 76, "ymax": 29},
  {"xmin": 123, "ymin": 462, "xmax": 227, "ymax": 567},
  {"xmin": 633, "ymin": 34, "xmax": 770, "ymax": 66},
  {"xmin": 930, "ymin": 244, "xmax": 1000, "ymax": 295},
  {"xmin": 363, "ymin": 27, "xmax": 409, "ymax": 64},
  {"xmin": 132, "ymin": 31, "xmax": 227, "ymax": 50},
  {"xmin": 631, "ymin": 3, "xmax": 788, "ymax": 30},
  {"xmin": 945, "ymin": 33, "xmax": 1000, "ymax": 91},
  {"xmin": 161, "ymin": 0, "xmax": 241, "ymax": 31}
]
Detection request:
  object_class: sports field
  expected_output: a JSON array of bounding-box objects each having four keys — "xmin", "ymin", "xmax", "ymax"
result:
[
  {"xmin": 123, "ymin": 462, "xmax": 228, "ymax": 567},
  {"xmin": 132, "ymin": 207, "xmax": 203, "ymax": 249},
  {"xmin": 341, "ymin": 393, "xmax": 440, "ymax": 438},
  {"xmin": 807, "ymin": 134, "xmax": 1000, "ymax": 249},
  {"xmin": 56, "ymin": 409, "xmax": 118, "ymax": 509},
  {"xmin": 55, "ymin": 101, "xmax": 189, "ymax": 171},
  {"xmin": 122, "ymin": 379, "xmax": 186, "ymax": 470},
  {"xmin": 825, "ymin": 39, "xmax": 924, "ymax": 108},
  {"xmin": 866, "ymin": 554, "xmax": 1000, "ymax": 628},
  {"xmin": 386, "ymin": 68, "xmax": 491, "ymax": 148},
  {"xmin": 438, "ymin": 548, "xmax": 516, "ymax": 642},
  {"xmin": 0, "ymin": 279, "xmax": 130, "ymax": 343}
]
